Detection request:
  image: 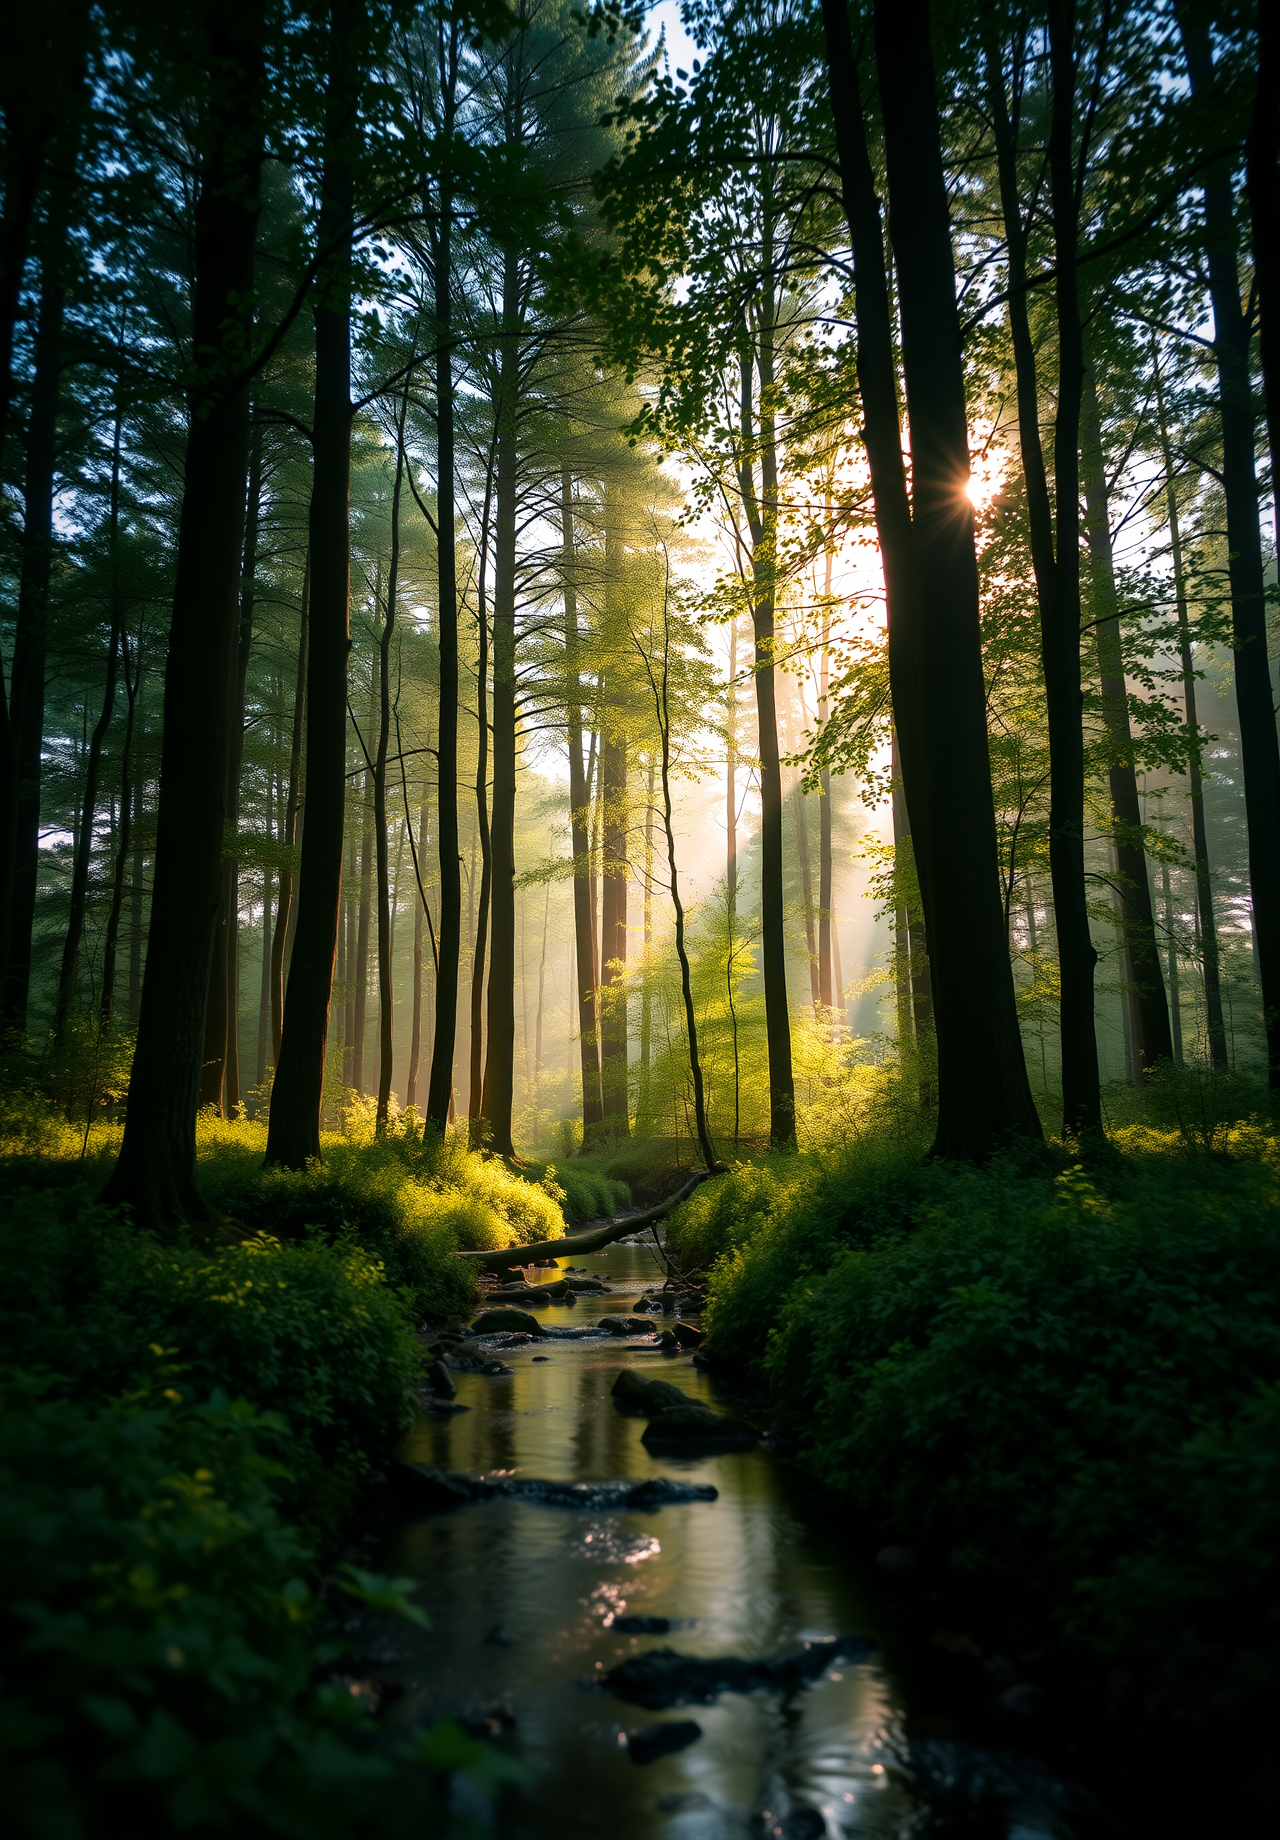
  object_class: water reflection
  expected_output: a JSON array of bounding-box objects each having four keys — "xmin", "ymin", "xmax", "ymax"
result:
[{"xmin": 380, "ymin": 1247, "xmax": 1073, "ymax": 1840}]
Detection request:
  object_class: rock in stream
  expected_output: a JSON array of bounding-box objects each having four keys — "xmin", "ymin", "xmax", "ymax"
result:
[
  {"xmin": 598, "ymin": 1636, "xmax": 874, "ymax": 1709},
  {"xmin": 387, "ymin": 1460, "xmax": 718, "ymax": 1513},
  {"xmin": 611, "ymin": 1369, "xmax": 760, "ymax": 1448}
]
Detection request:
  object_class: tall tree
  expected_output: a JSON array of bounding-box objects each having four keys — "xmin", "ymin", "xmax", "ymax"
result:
[
  {"xmin": 267, "ymin": 0, "xmax": 360, "ymax": 1167},
  {"xmin": 822, "ymin": 0, "xmax": 1041, "ymax": 1155},
  {"xmin": 103, "ymin": 3, "xmax": 265, "ymax": 1223},
  {"xmin": 1177, "ymin": 7, "xmax": 1280, "ymax": 1087},
  {"xmin": 1080, "ymin": 364, "xmax": 1172, "ymax": 1072}
]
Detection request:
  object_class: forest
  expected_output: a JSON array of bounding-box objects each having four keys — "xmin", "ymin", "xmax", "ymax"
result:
[{"xmin": 1, "ymin": 0, "xmax": 1278, "ymax": 1835}]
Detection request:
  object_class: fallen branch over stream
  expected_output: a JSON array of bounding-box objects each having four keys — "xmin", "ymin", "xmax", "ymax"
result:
[{"xmin": 455, "ymin": 1169, "xmax": 720, "ymax": 1271}]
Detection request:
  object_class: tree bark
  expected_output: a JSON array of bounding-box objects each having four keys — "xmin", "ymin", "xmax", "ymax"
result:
[
  {"xmin": 406, "ymin": 796, "xmax": 427, "ymax": 1108},
  {"xmin": 480, "ymin": 247, "xmax": 520, "ymax": 1156},
  {"xmin": 266, "ymin": 0, "xmax": 358, "ymax": 1166},
  {"xmin": 468, "ymin": 437, "xmax": 495, "ymax": 1139},
  {"xmin": 640, "ymin": 566, "xmax": 718, "ymax": 1173},
  {"xmin": 639, "ymin": 757, "xmax": 655, "ymax": 1119},
  {"xmin": 102, "ymin": 7, "xmax": 264, "ymax": 1223},
  {"xmin": 738, "ymin": 293, "xmax": 796, "ymax": 1149},
  {"xmin": 55, "ymin": 400, "xmax": 126, "ymax": 1041},
  {"xmin": 986, "ymin": 11, "xmax": 1101, "ymax": 1129},
  {"xmin": 99, "ymin": 628, "xmax": 139, "ymax": 1029},
  {"xmin": 200, "ymin": 421, "xmax": 261, "ymax": 1112},
  {"xmin": 425, "ymin": 37, "xmax": 460, "ymax": 1136},
  {"xmin": 1080, "ymin": 367, "xmax": 1172, "ymax": 1069},
  {"xmin": 822, "ymin": 0, "xmax": 1039, "ymax": 1155},
  {"xmin": 600, "ymin": 660, "xmax": 630, "ymax": 1128},
  {"xmin": 374, "ymin": 395, "xmax": 407, "ymax": 1134},
  {"xmin": 1153, "ymin": 354, "xmax": 1227, "ymax": 1066},
  {"xmin": 271, "ymin": 555, "xmax": 308, "ymax": 1065},
  {"xmin": 1179, "ymin": 10, "xmax": 1280, "ymax": 1086},
  {"xmin": 256, "ymin": 861, "xmax": 272, "ymax": 1091},
  {"xmin": 858, "ymin": 0, "xmax": 1042, "ymax": 1154},
  {"xmin": 1247, "ymin": 0, "xmax": 1280, "ymax": 480},
  {"xmin": 352, "ymin": 722, "xmax": 373, "ymax": 1096},
  {"xmin": 818, "ymin": 563, "xmax": 833, "ymax": 1012},
  {"xmin": 562, "ymin": 466, "xmax": 604, "ymax": 1135},
  {"xmin": 3, "ymin": 275, "xmax": 63, "ymax": 1026}
]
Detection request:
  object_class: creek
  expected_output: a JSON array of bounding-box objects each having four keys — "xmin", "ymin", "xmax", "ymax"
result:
[{"xmin": 365, "ymin": 1243, "xmax": 1111, "ymax": 1840}]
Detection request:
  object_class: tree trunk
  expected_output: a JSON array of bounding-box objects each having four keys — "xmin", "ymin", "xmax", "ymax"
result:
[
  {"xmin": 1179, "ymin": 10, "xmax": 1280, "ymax": 1086},
  {"xmin": 100, "ymin": 629, "xmax": 139, "ymax": 1029},
  {"xmin": 1153, "ymin": 353, "xmax": 1227, "ymax": 1066},
  {"xmin": 3, "ymin": 275, "xmax": 63, "ymax": 1026},
  {"xmin": 985, "ymin": 11, "xmax": 1100, "ymax": 1131},
  {"xmin": 891, "ymin": 751, "xmax": 915, "ymax": 1052},
  {"xmin": 127, "ymin": 741, "xmax": 144, "ymax": 1025},
  {"xmin": 374, "ymin": 395, "xmax": 407, "ymax": 1134},
  {"xmin": 468, "ymin": 437, "xmax": 495, "ymax": 1139},
  {"xmin": 271, "ymin": 555, "xmax": 308, "ymax": 1065},
  {"xmin": 200, "ymin": 420, "xmax": 261, "ymax": 1112},
  {"xmin": 818, "ymin": 569, "xmax": 833, "ymax": 1012},
  {"xmin": 55, "ymin": 401, "xmax": 125, "ymax": 1041},
  {"xmin": 642, "ymin": 571, "xmax": 718, "ymax": 1172},
  {"xmin": 425, "ymin": 41, "xmax": 460, "ymax": 1135},
  {"xmin": 352, "ymin": 702, "xmax": 374, "ymax": 1096},
  {"xmin": 256, "ymin": 862, "xmax": 272, "ymax": 1091},
  {"xmin": 562, "ymin": 466, "xmax": 603, "ymax": 1135},
  {"xmin": 1162, "ymin": 855, "xmax": 1183, "ymax": 1062},
  {"xmin": 822, "ymin": 0, "xmax": 1040, "ymax": 1155},
  {"xmin": 534, "ymin": 881, "xmax": 548, "ymax": 1078},
  {"xmin": 600, "ymin": 538, "xmax": 630, "ymax": 1130},
  {"xmin": 738, "ymin": 268, "xmax": 796, "ymax": 1149},
  {"xmin": 639, "ymin": 758, "xmax": 655, "ymax": 1118},
  {"xmin": 794, "ymin": 776, "xmax": 821, "ymax": 1009},
  {"xmin": 101, "ymin": 8, "xmax": 264, "ymax": 1224},
  {"xmin": 480, "ymin": 248, "xmax": 520, "ymax": 1157},
  {"xmin": 1081, "ymin": 367, "xmax": 1172, "ymax": 1070},
  {"xmin": 266, "ymin": 1, "xmax": 357, "ymax": 1166},
  {"xmin": 407, "ymin": 797, "xmax": 427, "ymax": 1108},
  {"xmin": 726, "ymin": 617, "xmax": 738, "ymax": 914},
  {"xmin": 1247, "ymin": 0, "xmax": 1280, "ymax": 480}
]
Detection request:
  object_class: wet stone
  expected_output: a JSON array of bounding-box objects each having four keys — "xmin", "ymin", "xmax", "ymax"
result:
[
  {"xmin": 641, "ymin": 1405, "xmax": 759, "ymax": 1449},
  {"xmin": 599, "ymin": 1637, "xmax": 874, "ymax": 1710},
  {"xmin": 471, "ymin": 1308, "xmax": 544, "ymax": 1336},
  {"xmin": 385, "ymin": 1462, "xmax": 717, "ymax": 1514},
  {"xmin": 626, "ymin": 1719, "xmax": 703, "ymax": 1765}
]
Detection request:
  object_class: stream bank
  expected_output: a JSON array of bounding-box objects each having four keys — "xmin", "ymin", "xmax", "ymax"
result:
[{"xmin": 353, "ymin": 1244, "xmax": 1143, "ymax": 1840}]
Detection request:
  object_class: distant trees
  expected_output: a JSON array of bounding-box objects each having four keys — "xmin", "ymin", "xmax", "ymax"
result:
[{"xmin": 1, "ymin": 0, "xmax": 1276, "ymax": 1212}]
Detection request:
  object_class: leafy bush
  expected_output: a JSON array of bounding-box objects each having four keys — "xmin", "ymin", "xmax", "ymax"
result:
[
  {"xmin": 670, "ymin": 1144, "xmax": 929, "ymax": 1365},
  {"xmin": 520, "ymin": 1156, "xmax": 631, "ymax": 1224},
  {"xmin": 0, "ymin": 1188, "xmax": 419, "ymax": 1520},
  {"xmin": 755, "ymin": 1157, "xmax": 1280, "ymax": 1726},
  {"xmin": 211, "ymin": 1154, "xmax": 481, "ymax": 1323},
  {"xmin": 0, "ymin": 1380, "xmax": 409, "ymax": 1839}
]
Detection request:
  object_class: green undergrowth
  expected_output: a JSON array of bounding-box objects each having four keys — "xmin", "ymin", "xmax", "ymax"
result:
[
  {"xmin": 0, "ymin": 1109, "xmax": 587, "ymax": 1322},
  {"xmin": 512, "ymin": 1139, "xmax": 684, "ymax": 1224},
  {"xmin": 0, "ymin": 1182, "xmax": 523, "ymax": 1835},
  {"xmin": 0, "ymin": 1187, "xmax": 419, "ymax": 1522},
  {"xmin": 679, "ymin": 1105, "xmax": 1280, "ymax": 1741}
]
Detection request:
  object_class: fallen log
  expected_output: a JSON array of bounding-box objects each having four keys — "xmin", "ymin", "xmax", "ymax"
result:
[{"xmin": 456, "ymin": 1168, "xmax": 719, "ymax": 1271}]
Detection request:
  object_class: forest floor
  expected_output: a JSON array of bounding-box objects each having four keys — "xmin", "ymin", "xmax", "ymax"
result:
[{"xmin": 2, "ymin": 1068, "xmax": 1278, "ymax": 1828}]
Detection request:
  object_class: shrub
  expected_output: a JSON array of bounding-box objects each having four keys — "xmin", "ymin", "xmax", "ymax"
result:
[
  {"xmin": 0, "ymin": 1189, "xmax": 420, "ymax": 1520},
  {"xmin": 671, "ymin": 1143, "xmax": 927, "ymax": 1367},
  {"xmin": 213, "ymin": 1153, "xmax": 482, "ymax": 1323},
  {"xmin": 520, "ymin": 1156, "xmax": 631, "ymax": 1224},
  {"xmin": 0, "ymin": 1380, "xmax": 407, "ymax": 1839},
  {"xmin": 760, "ymin": 1157, "xmax": 1280, "ymax": 1726}
]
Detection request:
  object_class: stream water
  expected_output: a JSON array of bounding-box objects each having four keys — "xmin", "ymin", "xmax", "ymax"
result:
[{"xmin": 367, "ymin": 1244, "xmax": 1111, "ymax": 1840}]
